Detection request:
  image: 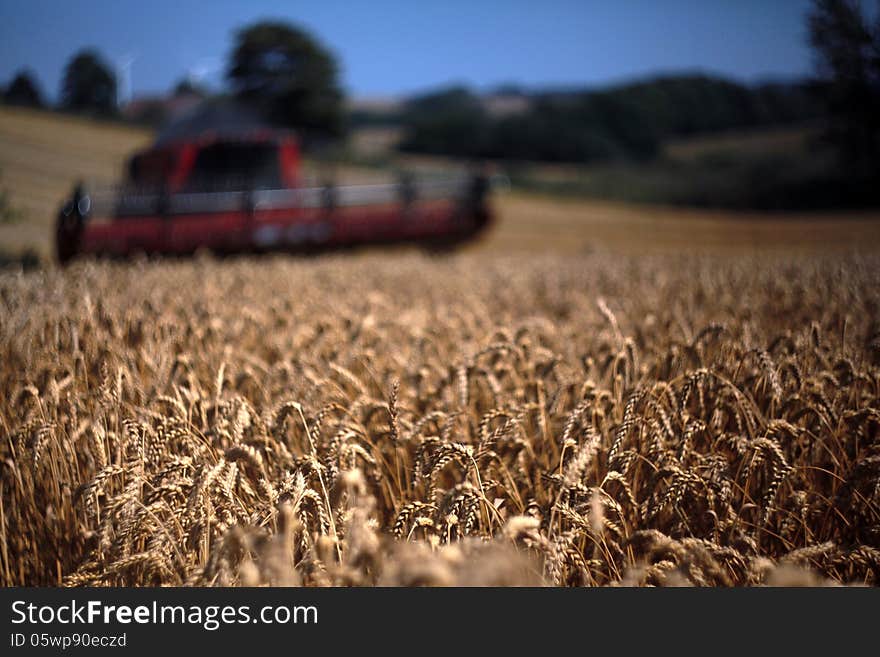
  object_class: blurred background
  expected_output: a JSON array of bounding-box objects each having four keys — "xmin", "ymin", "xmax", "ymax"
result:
[{"xmin": 1, "ymin": 0, "xmax": 879, "ymax": 263}]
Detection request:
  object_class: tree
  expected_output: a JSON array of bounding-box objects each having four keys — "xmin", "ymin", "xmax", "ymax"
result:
[
  {"xmin": 399, "ymin": 87, "xmax": 489, "ymax": 157},
  {"xmin": 808, "ymin": 0, "xmax": 880, "ymax": 173},
  {"xmin": 227, "ymin": 21, "xmax": 345, "ymax": 138},
  {"xmin": 4, "ymin": 71, "xmax": 44, "ymax": 108},
  {"xmin": 61, "ymin": 50, "xmax": 117, "ymax": 115}
]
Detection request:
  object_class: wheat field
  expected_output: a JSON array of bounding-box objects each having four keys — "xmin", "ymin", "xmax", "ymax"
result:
[{"xmin": 2, "ymin": 250, "xmax": 878, "ymax": 587}]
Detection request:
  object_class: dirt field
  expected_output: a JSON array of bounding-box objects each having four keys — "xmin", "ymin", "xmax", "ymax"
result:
[{"xmin": 1, "ymin": 108, "xmax": 879, "ymax": 587}]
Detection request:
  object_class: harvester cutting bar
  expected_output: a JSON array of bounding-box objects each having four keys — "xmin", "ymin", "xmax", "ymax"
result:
[
  {"xmin": 86, "ymin": 176, "xmax": 472, "ymax": 217},
  {"xmin": 56, "ymin": 173, "xmax": 492, "ymax": 262}
]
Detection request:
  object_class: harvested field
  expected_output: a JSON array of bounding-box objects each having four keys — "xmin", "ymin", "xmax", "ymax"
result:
[{"xmin": 0, "ymin": 107, "xmax": 151, "ymax": 259}]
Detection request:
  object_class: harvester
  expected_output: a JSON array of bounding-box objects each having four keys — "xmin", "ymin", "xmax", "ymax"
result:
[{"xmin": 55, "ymin": 127, "xmax": 493, "ymax": 263}]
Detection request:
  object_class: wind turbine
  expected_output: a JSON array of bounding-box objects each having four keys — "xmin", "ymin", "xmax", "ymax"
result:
[{"xmin": 116, "ymin": 53, "xmax": 137, "ymax": 107}]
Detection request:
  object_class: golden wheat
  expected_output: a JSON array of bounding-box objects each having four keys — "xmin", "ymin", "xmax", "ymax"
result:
[{"xmin": 1, "ymin": 250, "xmax": 878, "ymax": 586}]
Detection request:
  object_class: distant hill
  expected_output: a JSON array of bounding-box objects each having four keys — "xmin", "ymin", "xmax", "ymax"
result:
[{"xmin": 352, "ymin": 74, "xmax": 823, "ymax": 164}]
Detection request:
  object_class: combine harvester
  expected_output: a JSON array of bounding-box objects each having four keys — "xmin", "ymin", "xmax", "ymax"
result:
[{"xmin": 55, "ymin": 126, "xmax": 494, "ymax": 263}]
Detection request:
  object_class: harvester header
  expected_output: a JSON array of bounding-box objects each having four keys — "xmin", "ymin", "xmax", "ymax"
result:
[{"xmin": 56, "ymin": 130, "xmax": 493, "ymax": 263}]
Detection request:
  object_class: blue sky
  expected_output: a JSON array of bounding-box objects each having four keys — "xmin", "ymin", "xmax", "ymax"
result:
[{"xmin": 0, "ymin": 0, "xmax": 824, "ymax": 101}]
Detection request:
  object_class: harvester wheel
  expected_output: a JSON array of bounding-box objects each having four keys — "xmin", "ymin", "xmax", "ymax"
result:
[{"xmin": 55, "ymin": 201, "xmax": 84, "ymax": 265}]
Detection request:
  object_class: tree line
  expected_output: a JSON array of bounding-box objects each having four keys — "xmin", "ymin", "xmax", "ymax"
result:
[
  {"xmin": 1, "ymin": 22, "xmax": 344, "ymax": 138},
  {"xmin": 390, "ymin": 77, "xmax": 823, "ymax": 163},
  {"xmin": 2, "ymin": 50, "xmax": 119, "ymax": 116},
  {"xmin": 2, "ymin": 0, "xmax": 878, "ymax": 177},
  {"xmin": 389, "ymin": 0, "xmax": 879, "ymax": 177}
]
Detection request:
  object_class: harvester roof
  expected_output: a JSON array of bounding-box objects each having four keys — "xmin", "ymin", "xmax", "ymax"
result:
[{"xmin": 153, "ymin": 98, "xmax": 293, "ymax": 147}]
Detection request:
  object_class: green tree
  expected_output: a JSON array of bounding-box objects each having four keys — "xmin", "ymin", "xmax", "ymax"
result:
[
  {"xmin": 61, "ymin": 50, "xmax": 117, "ymax": 115},
  {"xmin": 399, "ymin": 87, "xmax": 489, "ymax": 156},
  {"xmin": 227, "ymin": 21, "xmax": 345, "ymax": 138},
  {"xmin": 808, "ymin": 0, "xmax": 880, "ymax": 172},
  {"xmin": 4, "ymin": 71, "xmax": 44, "ymax": 108}
]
